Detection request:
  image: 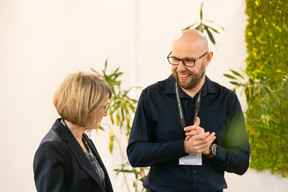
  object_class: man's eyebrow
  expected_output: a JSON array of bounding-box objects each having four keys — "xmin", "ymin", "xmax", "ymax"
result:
[
  {"xmin": 183, "ymin": 57, "xmax": 196, "ymax": 60},
  {"xmin": 170, "ymin": 55, "xmax": 196, "ymax": 60}
]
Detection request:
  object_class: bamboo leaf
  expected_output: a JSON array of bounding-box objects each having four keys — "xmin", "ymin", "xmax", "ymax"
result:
[
  {"xmin": 200, "ymin": 2, "xmax": 204, "ymax": 20},
  {"xmin": 195, "ymin": 24, "xmax": 201, "ymax": 31},
  {"xmin": 109, "ymin": 130, "xmax": 114, "ymax": 153},
  {"xmin": 229, "ymin": 81, "xmax": 242, "ymax": 86},
  {"xmin": 90, "ymin": 59, "xmax": 146, "ymax": 190},
  {"xmin": 109, "ymin": 112, "xmax": 114, "ymax": 124},
  {"xmin": 230, "ymin": 69, "xmax": 245, "ymax": 79},
  {"xmin": 206, "ymin": 20, "xmax": 225, "ymax": 31},
  {"xmin": 206, "ymin": 26, "xmax": 220, "ymax": 34},
  {"xmin": 204, "ymin": 26, "xmax": 215, "ymax": 44},
  {"xmin": 104, "ymin": 58, "xmax": 109, "ymax": 70},
  {"xmin": 224, "ymin": 74, "xmax": 237, "ymax": 80},
  {"xmin": 90, "ymin": 67, "xmax": 100, "ymax": 76},
  {"xmin": 182, "ymin": 23, "xmax": 198, "ymax": 31},
  {"xmin": 249, "ymin": 78, "xmax": 255, "ymax": 84},
  {"xmin": 116, "ymin": 114, "xmax": 120, "ymax": 126},
  {"xmin": 263, "ymin": 86, "xmax": 272, "ymax": 94}
]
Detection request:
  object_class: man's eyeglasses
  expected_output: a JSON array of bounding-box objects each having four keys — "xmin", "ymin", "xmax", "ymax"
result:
[
  {"xmin": 104, "ymin": 103, "xmax": 110, "ymax": 113},
  {"xmin": 167, "ymin": 51, "xmax": 208, "ymax": 67}
]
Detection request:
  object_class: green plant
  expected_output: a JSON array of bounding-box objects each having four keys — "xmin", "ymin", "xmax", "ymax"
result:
[
  {"xmin": 224, "ymin": 69, "xmax": 288, "ymax": 177},
  {"xmin": 91, "ymin": 59, "xmax": 149, "ymax": 192},
  {"xmin": 183, "ymin": 2, "xmax": 224, "ymax": 45}
]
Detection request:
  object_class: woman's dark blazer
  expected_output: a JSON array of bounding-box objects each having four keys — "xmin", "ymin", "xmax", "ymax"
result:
[{"xmin": 33, "ymin": 118, "xmax": 113, "ymax": 192}]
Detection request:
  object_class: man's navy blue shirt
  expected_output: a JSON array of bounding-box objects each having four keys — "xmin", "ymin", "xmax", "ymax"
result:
[{"xmin": 127, "ymin": 75, "xmax": 250, "ymax": 192}]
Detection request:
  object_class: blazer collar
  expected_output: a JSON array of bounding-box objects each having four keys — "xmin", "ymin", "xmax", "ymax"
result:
[{"xmin": 52, "ymin": 118, "xmax": 106, "ymax": 191}]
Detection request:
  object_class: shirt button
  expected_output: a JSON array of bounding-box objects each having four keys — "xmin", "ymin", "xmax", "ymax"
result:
[{"xmin": 193, "ymin": 170, "xmax": 197, "ymax": 173}]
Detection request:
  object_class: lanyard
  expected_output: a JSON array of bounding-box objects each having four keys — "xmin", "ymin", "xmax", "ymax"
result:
[{"xmin": 175, "ymin": 82, "xmax": 202, "ymax": 129}]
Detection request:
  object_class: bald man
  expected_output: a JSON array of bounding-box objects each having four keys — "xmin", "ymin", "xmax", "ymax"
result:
[{"xmin": 127, "ymin": 29, "xmax": 250, "ymax": 192}]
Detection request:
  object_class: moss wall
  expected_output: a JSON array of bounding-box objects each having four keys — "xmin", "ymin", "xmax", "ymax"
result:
[{"xmin": 245, "ymin": 0, "xmax": 288, "ymax": 177}]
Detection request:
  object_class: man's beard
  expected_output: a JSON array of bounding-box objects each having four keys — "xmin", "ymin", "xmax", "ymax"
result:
[{"xmin": 173, "ymin": 61, "xmax": 206, "ymax": 89}]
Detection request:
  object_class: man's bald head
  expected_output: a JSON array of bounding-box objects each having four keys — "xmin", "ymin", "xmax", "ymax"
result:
[
  {"xmin": 170, "ymin": 28, "xmax": 213, "ymax": 91},
  {"xmin": 172, "ymin": 29, "xmax": 209, "ymax": 56}
]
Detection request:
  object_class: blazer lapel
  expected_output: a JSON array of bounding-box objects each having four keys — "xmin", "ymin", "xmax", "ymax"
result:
[
  {"xmin": 52, "ymin": 119, "xmax": 106, "ymax": 191},
  {"xmin": 83, "ymin": 134, "xmax": 114, "ymax": 192}
]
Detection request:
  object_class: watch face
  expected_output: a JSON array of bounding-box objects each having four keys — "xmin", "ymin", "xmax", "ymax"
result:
[{"xmin": 212, "ymin": 144, "xmax": 218, "ymax": 155}]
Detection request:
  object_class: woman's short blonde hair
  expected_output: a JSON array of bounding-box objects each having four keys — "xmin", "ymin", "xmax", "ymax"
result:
[{"xmin": 53, "ymin": 72, "xmax": 112, "ymax": 127}]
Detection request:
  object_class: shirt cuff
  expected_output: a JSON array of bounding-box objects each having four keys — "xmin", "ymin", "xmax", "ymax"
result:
[
  {"xmin": 215, "ymin": 145, "xmax": 226, "ymax": 163},
  {"xmin": 171, "ymin": 139, "xmax": 187, "ymax": 157}
]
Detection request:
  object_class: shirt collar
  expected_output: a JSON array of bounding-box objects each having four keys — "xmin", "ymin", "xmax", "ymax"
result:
[
  {"xmin": 202, "ymin": 76, "xmax": 217, "ymax": 96},
  {"xmin": 164, "ymin": 75, "xmax": 177, "ymax": 94},
  {"xmin": 164, "ymin": 75, "xmax": 217, "ymax": 97}
]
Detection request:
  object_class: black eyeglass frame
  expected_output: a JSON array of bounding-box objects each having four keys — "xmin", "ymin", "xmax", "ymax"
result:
[
  {"xmin": 104, "ymin": 103, "xmax": 110, "ymax": 113},
  {"xmin": 167, "ymin": 51, "xmax": 208, "ymax": 67}
]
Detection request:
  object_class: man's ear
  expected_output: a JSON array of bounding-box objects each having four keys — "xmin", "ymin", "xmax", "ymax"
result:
[{"xmin": 205, "ymin": 51, "xmax": 213, "ymax": 67}]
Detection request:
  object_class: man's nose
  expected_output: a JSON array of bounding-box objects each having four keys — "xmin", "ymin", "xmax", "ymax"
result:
[{"xmin": 177, "ymin": 60, "xmax": 187, "ymax": 71}]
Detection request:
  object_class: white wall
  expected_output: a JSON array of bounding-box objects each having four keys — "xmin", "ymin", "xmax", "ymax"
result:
[{"xmin": 0, "ymin": 0, "xmax": 287, "ymax": 191}]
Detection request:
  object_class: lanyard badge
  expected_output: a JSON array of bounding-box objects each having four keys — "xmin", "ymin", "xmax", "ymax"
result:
[{"xmin": 175, "ymin": 82, "xmax": 203, "ymax": 166}]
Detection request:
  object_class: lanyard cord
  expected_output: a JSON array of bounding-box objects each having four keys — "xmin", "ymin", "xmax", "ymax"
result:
[
  {"xmin": 175, "ymin": 82, "xmax": 202, "ymax": 129},
  {"xmin": 175, "ymin": 82, "xmax": 186, "ymax": 128}
]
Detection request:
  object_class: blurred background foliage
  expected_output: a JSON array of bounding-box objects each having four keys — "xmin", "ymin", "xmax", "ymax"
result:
[
  {"xmin": 91, "ymin": 60, "xmax": 148, "ymax": 192},
  {"xmin": 245, "ymin": 0, "xmax": 288, "ymax": 177},
  {"xmin": 225, "ymin": 0, "xmax": 288, "ymax": 177},
  {"xmin": 183, "ymin": 2, "xmax": 224, "ymax": 45}
]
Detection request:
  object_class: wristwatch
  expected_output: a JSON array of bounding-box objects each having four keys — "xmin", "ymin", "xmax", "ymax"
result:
[{"xmin": 206, "ymin": 143, "xmax": 218, "ymax": 158}]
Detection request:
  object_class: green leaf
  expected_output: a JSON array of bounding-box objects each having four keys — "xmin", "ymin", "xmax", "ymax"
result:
[
  {"xmin": 200, "ymin": 2, "xmax": 204, "ymax": 20},
  {"xmin": 252, "ymin": 85, "xmax": 260, "ymax": 97},
  {"xmin": 249, "ymin": 78, "xmax": 255, "ymax": 84},
  {"xmin": 229, "ymin": 81, "xmax": 242, "ymax": 86},
  {"xmin": 206, "ymin": 20, "xmax": 225, "ymax": 31},
  {"xmin": 109, "ymin": 130, "xmax": 114, "ymax": 153},
  {"xmin": 91, "ymin": 57, "xmax": 150, "ymax": 190},
  {"xmin": 224, "ymin": 74, "xmax": 237, "ymax": 80},
  {"xmin": 195, "ymin": 24, "xmax": 201, "ymax": 31},
  {"xmin": 104, "ymin": 58, "xmax": 109, "ymax": 70},
  {"xmin": 182, "ymin": 23, "xmax": 198, "ymax": 31},
  {"xmin": 204, "ymin": 25, "xmax": 215, "ymax": 44},
  {"xmin": 230, "ymin": 69, "xmax": 245, "ymax": 79},
  {"xmin": 207, "ymin": 27, "xmax": 220, "ymax": 34},
  {"xmin": 97, "ymin": 126, "xmax": 104, "ymax": 131},
  {"xmin": 263, "ymin": 86, "xmax": 271, "ymax": 94},
  {"xmin": 90, "ymin": 67, "xmax": 97, "ymax": 73}
]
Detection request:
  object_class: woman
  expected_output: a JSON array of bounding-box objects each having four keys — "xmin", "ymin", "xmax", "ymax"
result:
[{"xmin": 33, "ymin": 72, "xmax": 114, "ymax": 192}]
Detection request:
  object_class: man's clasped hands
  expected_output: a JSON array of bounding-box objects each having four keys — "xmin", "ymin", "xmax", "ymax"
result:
[{"xmin": 184, "ymin": 117, "xmax": 216, "ymax": 155}]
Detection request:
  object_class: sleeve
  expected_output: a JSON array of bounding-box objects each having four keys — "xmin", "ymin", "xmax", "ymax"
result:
[
  {"xmin": 126, "ymin": 91, "xmax": 187, "ymax": 167},
  {"xmin": 211, "ymin": 95, "xmax": 250, "ymax": 175},
  {"xmin": 33, "ymin": 141, "xmax": 67, "ymax": 192}
]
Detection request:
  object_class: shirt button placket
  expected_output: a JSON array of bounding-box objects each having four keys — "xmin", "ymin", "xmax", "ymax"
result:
[{"xmin": 192, "ymin": 169, "xmax": 198, "ymax": 191}]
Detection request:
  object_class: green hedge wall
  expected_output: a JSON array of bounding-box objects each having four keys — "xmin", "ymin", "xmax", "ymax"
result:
[
  {"xmin": 245, "ymin": 0, "xmax": 288, "ymax": 86},
  {"xmin": 245, "ymin": 0, "xmax": 288, "ymax": 177}
]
